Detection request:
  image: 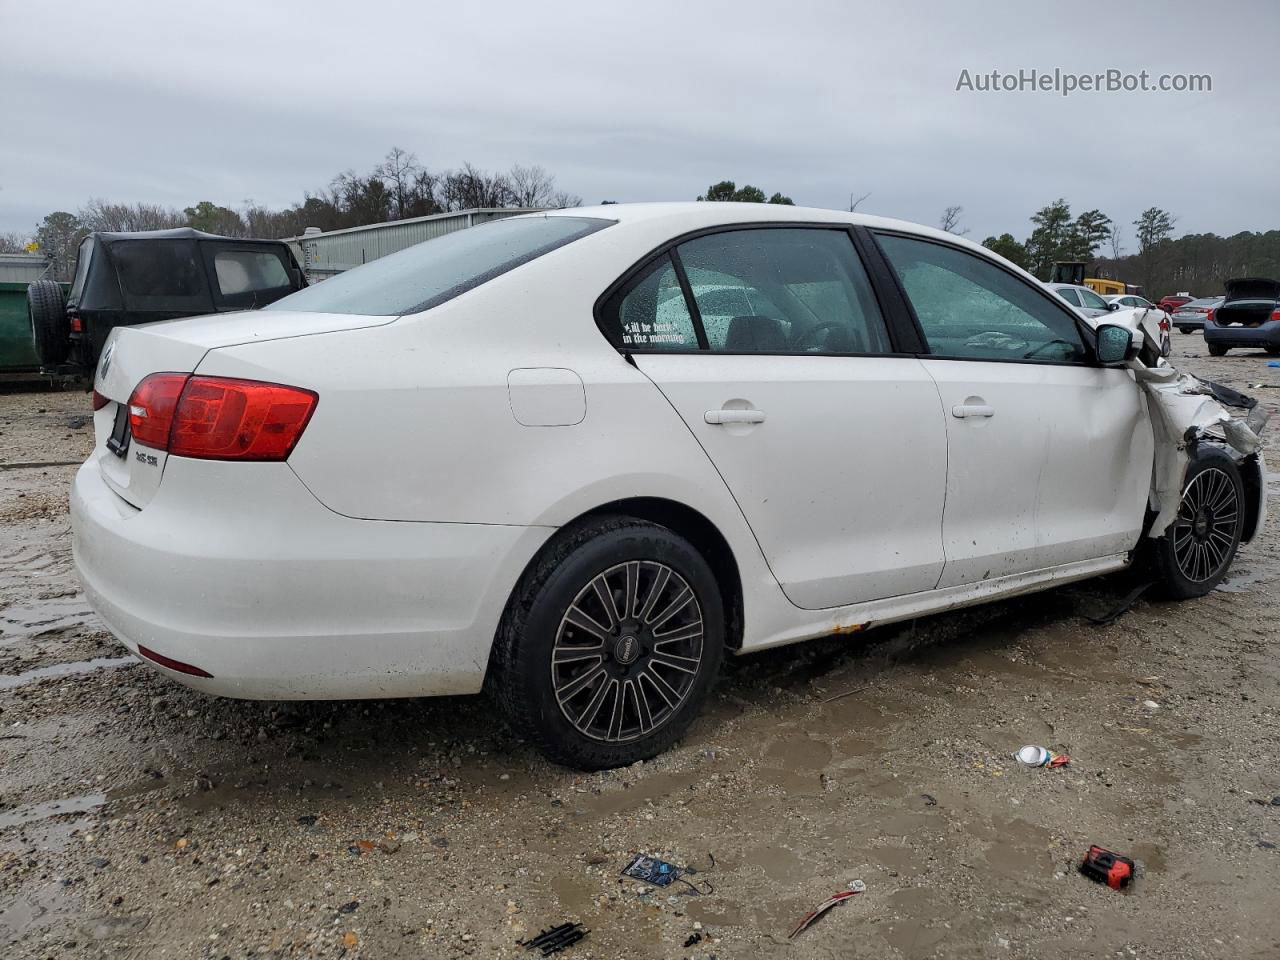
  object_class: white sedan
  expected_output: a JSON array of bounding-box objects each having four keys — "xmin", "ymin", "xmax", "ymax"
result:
[{"xmin": 71, "ymin": 203, "xmax": 1266, "ymax": 769}]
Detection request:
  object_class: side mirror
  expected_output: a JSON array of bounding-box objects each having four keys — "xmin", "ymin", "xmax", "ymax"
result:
[
  {"xmin": 1106, "ymin": 301, "xmax": 1120, "ymax": 311},
  {"xmin": 1095, "ymin": 323, "xmax": 1134, "ymax": 364}
]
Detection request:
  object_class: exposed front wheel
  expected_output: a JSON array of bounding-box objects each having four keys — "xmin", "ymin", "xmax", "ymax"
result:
[
  {"xmin": 1151, "ymin": 447, "xmax": 1244, "ymax": 599},
  {"xmin": 490, "ymin": 517, "xmax": 724, "ymax": 770}
]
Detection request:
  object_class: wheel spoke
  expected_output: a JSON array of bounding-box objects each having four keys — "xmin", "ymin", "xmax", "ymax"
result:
[
  {"xmin": 652, "ymin": 619, "xmax": 703, "ymax": 644},
  {"xmin": 591, "ymin": 577, "xmax": 622, "ymax": 629},
  {"xmin": 626, "ymin": 678, "xmax": 654, "ymax": 734},
  {"xmin": 641, "ymin": 664, "xmax": 682, "ymax": 707},
  {"xmin": 606, "ymin": 679, "xmax": 625, "ymax": 741},
  {"xmin": 651, "ymin": 650, "xmax": 700, "ymax": 675},
  {"xmin": 649, "ymin": 587, "xmax": 693, "ymax": 631},
  {"xmin": 564, "ymin": 605, "xmax": 611, "ymax": 643},
  {"xmin": 576, "ymin": 674, "xmax": 612, "ymax": 730},
  {"xmin": 553, "ymin": 643, "xmax": 604, "ymax": 665},
  {"xmin": 556, "ymin": 663, "xmax": 606, "ymax": 702},
  {"xmin": 624, "ymin": 561, "xmax": 641, "ymax": 620},
  {"xmin": 637, "ymin": 566, "xmax": 671, "ymax": 622}
]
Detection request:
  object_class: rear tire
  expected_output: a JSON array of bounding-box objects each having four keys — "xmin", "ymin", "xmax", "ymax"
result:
[
  {"xmin": 1266, "ymin": 345, "xmax": 1280, "ymax": 356},
  {"xmin": 1207, "ymin": 343, "xmax": 1228, "ymax": 357},
  {"xmin": 1177, "ymin": 327, "xmax": 1190, "ymax": 334},
  {"xmin": 26, "ymin": 279, "xmax": 69, "ymax": 366},
  {"xmin": 490, "ymin": 516, "xmax": 724, "ymax": 770},
  {"xmin": 1150, "ymin": 447, "xmax": 1244, "ymax": 599}
]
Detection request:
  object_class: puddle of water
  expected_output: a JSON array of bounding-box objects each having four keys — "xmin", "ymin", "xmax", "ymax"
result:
[
  {"xmin": 0, "ymin": 594, "xmax": 100, "ymax": 643},
  {"xmin": 0, "ymin": 792, "xmax": 106, "ymax": 831},
  {"xmin": 0, "ymin": 656, "xmax": 136, "ymax": 691}
]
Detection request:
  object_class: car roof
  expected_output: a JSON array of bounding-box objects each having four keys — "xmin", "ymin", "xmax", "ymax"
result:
[
  {"xmin": 537, "ymin": 201, "xmax": 994, "ymax": 254},
  {"xmin": 1046, "ymin": 282, "xmax": 1094, "ymax": 292},
  {"xmin": 91, "ymin": 227, "xmax": 282, "ymax": 245}
]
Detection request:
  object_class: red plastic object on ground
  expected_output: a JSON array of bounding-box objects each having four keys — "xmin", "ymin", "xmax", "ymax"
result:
[{"xmin": 1080, "ymin": 846, "xmax": 1134, "ymax": 890}]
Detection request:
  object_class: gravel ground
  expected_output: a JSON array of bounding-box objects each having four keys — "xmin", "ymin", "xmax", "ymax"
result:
[{"xmin": 1, "ymin": 342, "xmax": 1278, "ymax": 959}]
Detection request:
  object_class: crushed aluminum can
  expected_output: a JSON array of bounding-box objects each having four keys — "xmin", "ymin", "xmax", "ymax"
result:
[{"xmin": 1016, "ymin": 745, "xmax": 1051, "ymax": 767}]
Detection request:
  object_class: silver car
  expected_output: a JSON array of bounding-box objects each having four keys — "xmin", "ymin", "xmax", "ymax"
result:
[
  {"xmin": 1170, "ymin": 296, "xmax": 1224, "ymax": 333},
  {"xmin": 1046, "ymin": 282, "xmax": 1114, "ymax": 319}
]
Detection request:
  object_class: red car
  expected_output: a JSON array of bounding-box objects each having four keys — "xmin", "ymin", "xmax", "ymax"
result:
[{"xmin": 1158, "ymin": 294, "xmax": 1194, "ymax": 312}]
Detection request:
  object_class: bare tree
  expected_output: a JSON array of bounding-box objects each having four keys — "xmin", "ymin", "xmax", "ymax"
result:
[
  {"xmin": 1108, "ymin": 224, "xmax": 1124, "ymax": 260},
  {"xmin": 940, "ymin": 205, "xmax": 969, "ymax": 235},
  {"xmin": 438, "ymin": 163, "xmax": 514, "ymax": 211},
  {"xmin": 79, "ymin": 199, "xmax": 184, "ymax": 233},
  {"xmin": 507, "ymin": 164, "xmax": 558, "ymax": 208},
  {"xmin": 377, "ymin": 147, "xmax": 422, "ymax": 219},
  {"xmin": 849, "ymin": 191, "xmax": 871, "ymax": 212},
  {"xmin": 0, "ymin": 232, "xmax": 30, "ymax": 253},
  {"xmin": 549, "ymin": 190, "xmax": 583, "ymax": 209}
]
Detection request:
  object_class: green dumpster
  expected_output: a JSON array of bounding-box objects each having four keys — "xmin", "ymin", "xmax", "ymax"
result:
[{"xmin": 0, "ymin": 281, "xmax": 41, "ymax": 373}]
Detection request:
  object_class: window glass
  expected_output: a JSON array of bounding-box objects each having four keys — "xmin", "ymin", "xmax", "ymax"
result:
[
  {"xmin": 878, "ymin": 234, "xmax": 1087, "ymax": 363},
  {"xmin": 1055, "ymin": 286, "xmax": 1082, "ymax": 306},
  {"xmin": 213, "ymin": 249, "xmax": 290, "ymax": 296},
  {"xmin": 1078, "ymin": 287, "xmax": 1109, "ymax": 310},
  {"xmin": 267, "ymin": 216, "xmax": 611, "ymax": 316},
  {"xmin": 69, "ymin": 238, "xmax": 94, "ymax": 299},
  {"xmin": 677, "ymin": 229, "xmax": 890, "ymax": 354},
  {"xmin": 610, "ymin": 255, "xmax": 699, "ymax": 351},
  {"xmin": 112, "ymin": 240, "xmax": 203, "ymax": 297}
]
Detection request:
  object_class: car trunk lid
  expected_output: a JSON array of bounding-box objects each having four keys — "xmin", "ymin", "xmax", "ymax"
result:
[
  {"xmin": 1217, "ymin": 277, "xmax": 1280, "ymax": 326},
  {"xmin": 91, "ymin": 309, "xmax": 393, "ymax": 508}
]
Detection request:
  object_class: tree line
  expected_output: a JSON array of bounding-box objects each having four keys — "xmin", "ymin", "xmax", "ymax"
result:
[{"xmin": 9, "ymin": 148, "xmax": 582, "ymax": 279}]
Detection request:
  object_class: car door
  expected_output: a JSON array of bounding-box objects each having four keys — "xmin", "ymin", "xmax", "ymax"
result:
[
  {"xmin": 874, "ymin": 232, "xmax": 1153, "ymax": 587},
  {"xmin": 601, "ymin": 226, "xmax": 948, "ymax": 610}
]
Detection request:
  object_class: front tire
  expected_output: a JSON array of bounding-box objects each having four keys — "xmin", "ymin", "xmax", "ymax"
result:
[
  {"xmin": 1151, "ymin": 447, "xmax": 1244, "ymax": 599},
  {"xmin": 490, "ymin": 516, "xmax": 724, "ymax": 770}
]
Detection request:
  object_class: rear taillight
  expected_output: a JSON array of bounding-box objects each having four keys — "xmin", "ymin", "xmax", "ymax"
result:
[
  {"xmin": 69, "ymin": 313, "xmax": 82, "ymax": 333},
  {"xmin": 1272, "ymin": 309, "xmax": 1280, "ymax": 322},
  {"xmin": 125, "ymin": 373, "xmax": 317, "ymax": 461},
  {"xmin": 128, "ymin": 373, "xmax": 189, "ymax": 448},
  {"xmin": 92, "ymin": 389, "xmax": 109, "ymax": 411},
  {"xmin": 1206, "ymin": 308, "xmax": 1215, "ymax": 325},
  {"xmin": 169, "ymin": 378, "xmax": 317, "ymax": 460}
]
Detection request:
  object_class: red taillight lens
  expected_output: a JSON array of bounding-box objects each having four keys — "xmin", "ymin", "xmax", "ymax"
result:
[
  {"xmin": 69, "ymin": 313, "xmax": 82, "ymax": 333},
  {"xmin": 127, "ymin": 373, "xmax": 189, "ymax": 448},
  {"xmin": 169, "ymin": 377, "xmax": 318, "ymax": 461},
  {"xmin": 1272, "ymin": 309, "xmax": 1280, "ymax": 322},
  {"xmin": 125, "ymin": 374, "xmax": 317, "ymax": 460},
  {"xmin": 1206, "ymin": 309, "xmax": 1215, "ymax": 325},
  {"xmin": 92, "ymin": 389, "xmax": 109, "ymax": 411}
]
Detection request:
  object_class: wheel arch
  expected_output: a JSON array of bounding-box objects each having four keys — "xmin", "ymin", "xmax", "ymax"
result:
[
  {"xmin": 1239, "ymin": 452, "xmax": 1266, "ymax": 544},
  {"xmin": 500, "ymin": 496, "xmax": 745, "ymax": 654}
]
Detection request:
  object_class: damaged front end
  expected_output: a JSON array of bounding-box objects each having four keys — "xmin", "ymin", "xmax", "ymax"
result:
[{"xmin": 1130, "ymin": 359, "xmax": 1269, "ymax": 541}]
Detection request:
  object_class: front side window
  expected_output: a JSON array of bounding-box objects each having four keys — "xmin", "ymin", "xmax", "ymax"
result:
[
  {"xmin": 676, "ymin": 228, "xmax": 891, "ymax": 354},
  {"xmin": 267, "ymin": 216, "xmax": 611, "ymax": 316},
  {"xmin": 878, "ymin": 235, "xmax": 1087, "ymax": 363},
  {"xmin": 1055, "ymin": 287, "xmax": 1082, "ymax": 306}
]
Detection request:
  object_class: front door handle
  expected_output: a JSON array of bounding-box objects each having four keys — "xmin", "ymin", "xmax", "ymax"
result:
[
  {"xmin": 952, "ymin": 403, "xmax": 995, "ymax": 419},
  {"xmin": 705, "ymin": 408, "xmax": 766, "ymax": 425}
]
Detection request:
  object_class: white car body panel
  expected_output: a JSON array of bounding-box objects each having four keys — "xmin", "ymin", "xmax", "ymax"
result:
[
  {"xmin": 69, "ymin": 202, "xmax": 1263, "ymax": 701},
  {"xmin": 635, "ymin": 353, "xmax": 948, "ymax": 608}
]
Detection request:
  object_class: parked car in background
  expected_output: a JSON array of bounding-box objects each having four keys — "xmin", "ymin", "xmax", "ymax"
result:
[
  {"xmin": 1204, "ymin": 278, "xmax": 1280, "ymax": 356},
  {"xmin": 26, "ymin": 228, "xmax": 307, "ymax": 376},
  {"xmin": 1046, "ymin": 281, "xmax": 1116, "ymax": 319},
  {"xmin": 1158, "ymin": 293, "xmax": 1194, "ymax": 312},
  {"xmin": 72, "ymin": 203, "xmax": 1267, "ymax": 770},
  {"xmin": 1104, "ymin": 294, "xmax": 1157, "ymax": 311},
  {"xmin": 1170, "ymin": 296, "xmax": 1224, "ymax": 333}
]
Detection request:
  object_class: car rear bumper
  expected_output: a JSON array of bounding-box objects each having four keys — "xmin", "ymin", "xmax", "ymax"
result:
[
  {"xmin": 1204, "ymin": 322, "xmax": 1280, "ymax": 348},
  {"xmin": 70, "ymin": 453, "xmax": 552, "ymax": 700}
]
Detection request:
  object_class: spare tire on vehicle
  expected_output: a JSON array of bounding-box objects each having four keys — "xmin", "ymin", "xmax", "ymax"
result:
[{"xmin": 27, "ymin": 279, "xmax": 70, "ymax": 366}]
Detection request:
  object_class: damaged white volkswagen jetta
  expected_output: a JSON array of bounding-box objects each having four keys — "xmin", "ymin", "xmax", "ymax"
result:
[{"xmin": 72, "ymin": 203, "xmax": 1268, "ymax": 769}]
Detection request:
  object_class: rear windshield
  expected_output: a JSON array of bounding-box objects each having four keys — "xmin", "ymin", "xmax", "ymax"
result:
[{"xmin": 266, "ymin": 216, "xmax": 612, "ymax": 316}]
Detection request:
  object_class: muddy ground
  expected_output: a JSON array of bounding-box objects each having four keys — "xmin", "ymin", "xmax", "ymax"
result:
[{"xmin": 1, "ymin": 341, "xmax": 1278, "ymax": 960}]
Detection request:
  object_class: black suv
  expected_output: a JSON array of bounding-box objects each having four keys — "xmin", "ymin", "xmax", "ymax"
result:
[{"xmin": 27, "ymin": 228, "xmax": 306, "ymax": 374}]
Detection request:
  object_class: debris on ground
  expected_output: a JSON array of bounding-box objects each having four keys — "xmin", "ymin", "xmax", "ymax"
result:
[
  {"xmin": 788, "ymin": 880, "xmax": 866, "ymax": 939},
  {"xmin": 1015, "ymin": 745, "xmax": 1069, "ymax": 768},
  {"xmin": 519, "ymin": 921, "xmax": 588, "ymax": 956},
  {"xmin": 621, "ymin": 853, "xmax": 685, "ymax": 887},
  {"xmin": 1079, "ymin": 846, "xmax": 1135, "ymax": 890}
]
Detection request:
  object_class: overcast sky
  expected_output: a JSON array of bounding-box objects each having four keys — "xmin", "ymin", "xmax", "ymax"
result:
[{"xmin": 3, "ymin": 0, "xmax": 1277, "ymax": 245}]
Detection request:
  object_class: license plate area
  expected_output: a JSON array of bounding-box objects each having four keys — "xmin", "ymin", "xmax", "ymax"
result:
[{"xmin": 106, "ymin": 404, "xmax": 130, "ymax": 457}]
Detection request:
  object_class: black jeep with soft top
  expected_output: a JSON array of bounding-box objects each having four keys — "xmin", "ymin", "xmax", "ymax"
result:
[{"xmin": 27, "ymin": 228, "xmax": 306, "ymax": 374}]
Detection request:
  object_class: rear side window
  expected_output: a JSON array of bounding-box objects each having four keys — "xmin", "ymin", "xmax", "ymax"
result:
[
  {"xmin": 678, "ymin": 229, "xmax": 891, "ymax": 354},
  {"xmin": 213, "ymin": 249, "xmax": 290, "ymax": 296},
  {"xmin": 611, "ymin": 255, "xmax": 700, "ymax": 351},
  {"xmin": 878, "ymin": 234, "xmax": 1087, "ymax": 363},
  {"xmin": 112, "ymin": 240, "xmax": 203, "ymax": 297},
  {"xmin": 267, "ymin": 216, "xmax": 612, "ymax": 316}
]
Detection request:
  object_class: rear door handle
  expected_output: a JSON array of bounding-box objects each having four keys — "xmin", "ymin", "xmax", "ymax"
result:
[
  {"xmin": 952, "ymin": 403, "xmax": 995, "ymax": 419},
  {"xmin": 705, "ymin": 409, "xmax": 766, "ymax": 425}
]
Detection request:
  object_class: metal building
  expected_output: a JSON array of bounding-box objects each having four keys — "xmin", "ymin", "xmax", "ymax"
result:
[
  {"xmin": 0, "ymin": 253, "xmax": 51, "ymax": 284},
  {"xmin": 289, "ymin": 208, "xmax": 541, "ymax": 280}
]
